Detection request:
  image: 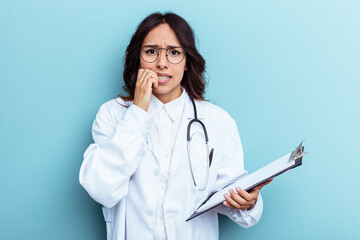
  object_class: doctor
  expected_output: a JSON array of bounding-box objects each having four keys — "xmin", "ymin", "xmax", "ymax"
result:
[{"xmin": 79, "ymin": 12, "xmax": 271, "ymax": 240}]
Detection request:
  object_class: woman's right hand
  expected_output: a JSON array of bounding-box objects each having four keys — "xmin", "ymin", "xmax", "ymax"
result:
[{"xmin": 133, "ymin": 69, "xmax": 158, "ymax": 112}]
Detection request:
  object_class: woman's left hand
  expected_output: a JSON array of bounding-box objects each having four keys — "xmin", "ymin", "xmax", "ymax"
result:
[{"xmin": 223, "ymin": 179, "xmax": 272, "ymax": 210}]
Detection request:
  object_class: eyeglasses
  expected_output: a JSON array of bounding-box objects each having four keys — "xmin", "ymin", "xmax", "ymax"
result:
[{"xmin": 140, "ymin": 46, "xmax": 186, "ymax": 64}]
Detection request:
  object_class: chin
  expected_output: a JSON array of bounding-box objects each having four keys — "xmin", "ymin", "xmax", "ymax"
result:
[
  {"xmin": 152, "ymin": 84, "xmax": 182, "ymax": 100},
  {"xmin": 153, "ymin": 84, "xmax": 174, "ymax": 93},
  {"xmin": 152, "ymin": 85, "xmax": 167, "ymax": 94}
]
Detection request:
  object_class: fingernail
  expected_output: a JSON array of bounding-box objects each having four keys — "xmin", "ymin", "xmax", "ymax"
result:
[
  {"xmin": 228, "ymin": 189, "xmax": 233, "ymax": 194},
  {"xmin": 235, "ymin": 187, "xmax": 241, "ymax": 192}
]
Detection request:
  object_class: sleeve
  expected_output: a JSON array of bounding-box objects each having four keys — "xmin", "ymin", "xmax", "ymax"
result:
[
  {"xmin": 79, "ymin": 103, "xmax": 156, "ymax": 208},
  {"xmin": 214, "ymin": 116, "xmax": 263, "ymax": 228}
]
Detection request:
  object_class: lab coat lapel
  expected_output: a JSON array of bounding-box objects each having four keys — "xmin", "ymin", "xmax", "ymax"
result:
[
  {"xmin": 144, "ymin": 94, "xmax": 166, "ymax": 166},
  {"xmin": 146, "ymin": 124, "xmax": 162, "ymax": 166},
  {"xmin": 169, "ymin": 94, "xmax": 205, "ymax": 176}
]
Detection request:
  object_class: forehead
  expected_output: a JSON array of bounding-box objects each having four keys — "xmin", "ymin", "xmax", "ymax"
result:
[{"xmin": 142, "ymin": 23, "xmax": 181, "ymax": 46}]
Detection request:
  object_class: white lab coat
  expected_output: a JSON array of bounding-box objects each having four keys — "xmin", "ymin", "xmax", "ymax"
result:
[{"xmin": 79, "ymin": 91, "xmax": 263, "ymax": 240}]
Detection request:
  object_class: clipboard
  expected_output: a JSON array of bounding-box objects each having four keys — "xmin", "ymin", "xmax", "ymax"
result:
[{"xmin": 186, "ymin": 141, "xmax": 308, "ymax": 221}]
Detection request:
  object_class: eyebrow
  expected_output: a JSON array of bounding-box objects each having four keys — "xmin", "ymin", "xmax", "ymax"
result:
[{"xmin": 142, "ymin": 44, "xmax": 182, "ymax": 48}]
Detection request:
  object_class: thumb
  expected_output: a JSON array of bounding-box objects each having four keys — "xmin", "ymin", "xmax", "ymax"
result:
[{"xmin": 252, "ymin": 179, "xmax": 273, "ymax": 192}]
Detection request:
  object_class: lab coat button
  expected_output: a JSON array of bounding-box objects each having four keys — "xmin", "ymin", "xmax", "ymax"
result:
[
  {"xmin": 153, "ymin": 168, "xmax": 160, "ymax": 176},
  {"xmin": 146, "ymin": 209, "xmax": 154, "ymax": 216}
]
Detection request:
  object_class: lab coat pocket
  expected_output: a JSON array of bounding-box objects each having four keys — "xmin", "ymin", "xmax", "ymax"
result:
[{"xmin": 102, "ymin": 206, "xmax": 113, "ymax": 240}]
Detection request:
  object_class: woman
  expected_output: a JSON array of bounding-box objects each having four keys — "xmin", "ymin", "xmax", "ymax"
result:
[{"xmin": 79, "ymin": 12, "xmax": 270, "ymax": 240}]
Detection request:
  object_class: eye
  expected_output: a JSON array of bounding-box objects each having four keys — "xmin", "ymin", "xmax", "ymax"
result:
[
  {"xmin": 169, "ymin": 49, "xmax": 181, "ymax": 56},
  {"xmin": 145, "ymin": 48, "xmax": 158, "ymax": 55}
]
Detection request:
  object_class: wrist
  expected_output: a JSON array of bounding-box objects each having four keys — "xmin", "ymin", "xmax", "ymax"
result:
[{"xmin": 133, "ymin": 101, "xmax": 149, "ymax": 112}]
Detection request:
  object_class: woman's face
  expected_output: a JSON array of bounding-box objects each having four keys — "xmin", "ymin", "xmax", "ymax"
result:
[{"xmin": 140, "ymin": 23, "xmax": 187, "ymax": 103}]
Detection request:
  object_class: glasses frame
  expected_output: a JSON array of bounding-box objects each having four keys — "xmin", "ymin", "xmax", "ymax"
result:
[{"xmin": 140, "ymin": 46, "xmax": 186, "ymax": 65}]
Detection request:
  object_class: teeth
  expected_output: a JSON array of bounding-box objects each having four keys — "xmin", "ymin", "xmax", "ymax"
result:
[{"xmin": 159, "ymin": 76, "xmax": 170, "ymax": 80}]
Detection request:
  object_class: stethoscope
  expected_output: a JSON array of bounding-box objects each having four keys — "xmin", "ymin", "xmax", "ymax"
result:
[{"xmin": 187, "ymin": 98, "xmax": 214, "ymax": 191}]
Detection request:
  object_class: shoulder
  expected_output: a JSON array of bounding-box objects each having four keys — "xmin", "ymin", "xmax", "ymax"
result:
[
  {"xmin": 96, "ymin": 97, "xmax": 133, "ymax": 123},
  {"xmin": 98, "ymin": 97, "xmax": 132, "ymax": 112}
]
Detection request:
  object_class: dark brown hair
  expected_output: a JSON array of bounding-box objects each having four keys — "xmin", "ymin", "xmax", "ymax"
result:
[{"xmin": 120, "ymin": 12, "xmax": 206, "ymax": 101}]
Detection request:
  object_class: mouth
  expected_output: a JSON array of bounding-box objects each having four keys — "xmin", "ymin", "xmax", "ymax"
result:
[{"xmin": 157, "ymin": 73, "xmax": 172, "ymax": 84}]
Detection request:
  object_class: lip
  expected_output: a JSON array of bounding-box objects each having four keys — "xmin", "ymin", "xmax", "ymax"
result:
[
  {"xmin": 156, "ymin": 72, "xmax": 171, "ymax": 77},
  {"xmin": 156, "ymin": 72, "xmax": 172, "ymax": 84}
]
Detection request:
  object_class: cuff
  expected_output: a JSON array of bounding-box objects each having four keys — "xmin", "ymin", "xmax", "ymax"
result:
[
  {"xmin": 217, "ymin": 193, "xmax": 263, "ymax": 228},
  {"xmin": 240, "ymin": 193, "xmax": 263, "ymax": 217}
]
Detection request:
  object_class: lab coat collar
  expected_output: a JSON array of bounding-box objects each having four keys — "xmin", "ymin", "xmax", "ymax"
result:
[
  {"xmin": 147, "ymin": 89, "xmax": 204, "ymax": 121},
  {"xmin": 147, "ymin": 89, "xmax": 186, "ymax": 122},
  {"xmin": 164, "ymin": 89, "xmax": 186, "ymax": 122}
]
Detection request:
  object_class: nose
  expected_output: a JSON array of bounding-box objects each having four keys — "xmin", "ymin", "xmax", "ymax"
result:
[{"xmin": 156, "ymin": 48, "xmax": 168, "ymax": 69}]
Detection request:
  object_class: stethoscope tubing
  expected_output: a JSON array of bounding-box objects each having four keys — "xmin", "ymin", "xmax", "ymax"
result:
[{"xmin": 187, "ymin": 98, "xmax": 214, "ymax": 190}]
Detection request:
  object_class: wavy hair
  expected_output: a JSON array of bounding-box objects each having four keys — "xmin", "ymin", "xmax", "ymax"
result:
[{"xmin": 119, "ymin": 12, "xmax": 206, "ymax": 101}]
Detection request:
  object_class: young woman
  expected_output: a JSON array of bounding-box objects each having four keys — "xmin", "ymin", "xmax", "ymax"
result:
[{"xmin": 79, "ymin": 12, "xmax": 270, "ymax": 240}]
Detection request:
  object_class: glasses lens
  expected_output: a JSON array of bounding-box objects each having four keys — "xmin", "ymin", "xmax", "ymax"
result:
[
  {"xmin": 167, "ymin": 47, "xmax": 185, "ymax": 64},
  {"xmin": 141, "ymin": 46, "xmax": 158, "ymax": 63}
]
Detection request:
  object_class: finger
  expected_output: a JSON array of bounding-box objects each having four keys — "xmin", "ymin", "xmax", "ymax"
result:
[
  {"xmin": 137, "ymin": 69, "xmax": 146, "ymax": 83},
  {"xmin": 140, "ymin": 68, "xmax": 157, "ymax": 82},
  {"xmin": 141, "ymin": 71, "xmax": 158, "ymax": 88},
  {"xmin": 146, "ymin": 70, "xmax": 159, "ymax": 86},
  {"xmin": 151, "ymin": 76, "xmax": 159, "ymax": 88},
  {"xmin": 138, "ymin": 69, "xmax": 152, "ymax": 87},
  {"xmin": 235, "ymin": 187, "xmax": 252, "ymax": 201},
  {"xmin": 223, "ymin": 201, "xmax": 234, "ymax": 209},
  {"xmin": 143, "ymin": 72, "xmax": 158, "ymax": 87},
  {"xmin": 229, "ymin": 189, "xmax": 249, "ymax": 205},
  {"xmin": 231, "ymin": 189, "xmax": 256, "ymax": 208},
  {"xmin": 252, "ymin": 179, "xmax": 273, "ymax": 193},
  {"xmin": 137, "ymin": 71, "xmax": 152, "ymax": 90},
  {"xmin": 146, "ymin": 69, "xmax": 158, "ymax": 77},
  {"xmin": 147, "ymin": 71, "xmax": 159, "ymax": 86},
  {"xmin": 224, "ymin": 192, "xmax": 243, "ymax": 209},
  {"xmin": 147, "ymin": 76, "xmax": 158, "ymax": 89},
  {"xmin": 136, "ymin": 69, "xmax": 148, "ymax": 91},
  {"xmin": 261, "ymin": 179, "xmax": 273, "ymax": 186}
]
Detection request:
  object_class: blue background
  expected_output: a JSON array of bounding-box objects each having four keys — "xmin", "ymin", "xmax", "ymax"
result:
[{"xmin": 1, "ymin": 0, "xmax": 359, "ymax": 239}]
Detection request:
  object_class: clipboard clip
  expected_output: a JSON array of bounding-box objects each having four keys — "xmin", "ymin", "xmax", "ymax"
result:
[{"xmin": 290, "ymin": 140, "xmax": 309, "ymax": 160}]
